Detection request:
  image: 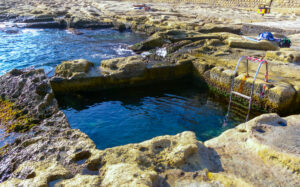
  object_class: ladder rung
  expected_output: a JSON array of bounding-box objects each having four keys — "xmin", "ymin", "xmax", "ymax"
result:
[{"xmin": 231, "ymin": 91, "xmax": 251, "ymax": 100}]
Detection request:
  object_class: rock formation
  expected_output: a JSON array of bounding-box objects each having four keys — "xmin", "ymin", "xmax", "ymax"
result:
[
  {"xmin": 50, "ymin": 30, "xmax": 300, "ymax": 113},
  {"xmin": 0, "ymin": 67, "xmax": 299, "ymax": 186},
  {"xmin": 0, "ymin": 0, "xmax": 300, "ymax": 186}
]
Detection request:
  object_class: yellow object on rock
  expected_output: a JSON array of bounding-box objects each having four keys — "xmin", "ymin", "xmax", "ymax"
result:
[{"xmin": 258, "ymin": 4, "xmax": 270, "ymax": 15}]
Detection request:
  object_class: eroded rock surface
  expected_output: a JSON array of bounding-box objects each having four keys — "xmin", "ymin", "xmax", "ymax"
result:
[
  {"xmin": 1, "ymin": 1, "xmax": 300, "ymax": 186},
  {"xmin": 55, "ymin": 59, "xmax": 95, "ymax": 79},
  {"xmin": 50, "ymin": 30, "xmax": 300, "ymax": 113},
  {"xmin": 0, "ymin": 69, "xmax": 57, "ymax": 120},
  {"xmin": 206, "ymin": 114, "xmax": 300, "ymax": 187},
  {"xmin": 0, "ymin": 70, "xmax": 299, "ymax": 187},
  {"xmin": 0, "ymin": 70, "xmax": 96, "ymax": 182},
  {"xmin": 1, "ymin": 112, "xmax": 299, "ymax": 186}
]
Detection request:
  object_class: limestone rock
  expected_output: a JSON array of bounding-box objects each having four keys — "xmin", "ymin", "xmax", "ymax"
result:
[
  {"xmin": 87, "ymin": 131, "xmax": 199, "ymax": 170},
  {"xmin": 57, "ymin": 174, "xmax": 101, "ymax": 186},
  {"xmin": 290, "ymin": 81, "xmax": 300, "ymax": 105},
  {"xmin": 265, "ymin": 49, "xmax": 300, "ymax": 63},
  {"xmin": 192, "ymin": 59, "xmax": 215, "ymax": 75},
  {"xmin": 202, "ymin": 64, "xmax": 297, "ymax": 112},
  {"xmin": 205, "ymin": 114, "xmax": 300, "ymax": 187},
  {"xmin": 1, "ymin": 114, "xmax": 300, "ymax": 186},
  {"xmin": 101, "ymin": 163, "xmax": 157, "ymax": 187},
  {"xmin": 101, "ymin": 56, "xmax": 146, "ymax": 78},
  {"xmin": 0, "ymin": 69, "xmax": 57, "ymax": 121},
  {"xmin": 85, "ymin": 131, "xmax": 207, "ymax": 186},
  {"xmin": 197, "ymin": 24, "xmax": 241, "ymax": 34},
  {"xmin": 130, "ymin": 34, "xmax": 169, "ymax": 52},
  {"xmin": 1, "ymin": 161, "xmax": 70, "ymax": 187},
  {"xmin": 55, "ymin": 59, "xmax": 94, "ymax": 79},
  {"xmin": 205, "ymin": 66, "xmax": 234, "ymax": 90},
  {"xmin": 266, "ymin": 82, "xmax": 296, "ymax": 112},
  {"xmin": 166, "ymin": 40, "xmax": 192, "ymax": 53},
  {"xmin": 226, "ymin": 36, "xmax": 279, "ymax": 51}
]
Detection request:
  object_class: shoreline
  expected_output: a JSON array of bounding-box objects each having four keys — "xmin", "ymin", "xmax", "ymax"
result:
[{"xmin": 0, "ymin": 0, "xmax": 300, "ymax": 186}]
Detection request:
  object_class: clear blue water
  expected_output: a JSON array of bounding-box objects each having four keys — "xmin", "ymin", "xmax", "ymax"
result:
[
  {"xmin": 0, "ymin": 26, "xmax": 146, "ymax": 75},
  {"xmin": 0, "ymin": 26, "xmax": 146, "ymax": 146},
  {"xmin": 0, "ymin": 26, "xmax": 249, "ymax": 150},
  {"xmin": 59, "ymin": 82, "xmax": 246, "ymax": 150}
]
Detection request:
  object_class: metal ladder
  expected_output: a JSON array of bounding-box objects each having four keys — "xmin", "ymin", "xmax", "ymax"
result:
[{"xmin": 226, "ymin": 56, "xmax": 268, "ymax": 121}]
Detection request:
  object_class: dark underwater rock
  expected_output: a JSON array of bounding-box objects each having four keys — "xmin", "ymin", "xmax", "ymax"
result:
[{"xmin": 24, "ymin": 21, "xmax": 66, "ymax": 29}]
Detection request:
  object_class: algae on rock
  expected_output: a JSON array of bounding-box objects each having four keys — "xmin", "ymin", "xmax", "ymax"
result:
[{"xmin": 0, "ymin": 99, "xmax": 36, "ymax": 133}]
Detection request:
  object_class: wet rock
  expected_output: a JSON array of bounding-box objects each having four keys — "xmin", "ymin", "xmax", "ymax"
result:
[
  {"xmin": 1, "ymin": 28, "xmax": 19, "ymax": 34},
  {"xmin": 54, "ymin": 59, "xmax": 94, "ymax": 79},
  {"xmin": 9, "ymin": 68, "xmax": 23, "ymax": 76},
  {"xmin": 25, "ymin": 21, "xmax": 65, "ymax": 29},
  {"xmin": 200, "ymin": 65, "xmax": 297, "ymax": 112},
  {"xmin": 35, "ymin": 81, "xmax": 50, "ymax": 96},
  {"xmin": 113, "ymin": 21, "xmax": 127, "ymax": 32},
  {"xmin": 21, "ymin": 16, "xmax": 55, "ymax": 23},
  {"xmin": 67, "ymin": 28, "xmax": 83, "ymax": 35},
  {"xmin": 69, "ymin": 17, "xmax": 113, "ymax": 29},
  {"xmin": 50, "ymin": 55, "xmax": 192, "ymax": 93},
  {"xmin": 130, "ymin": 33, "xmax": 170, "ymax": 52},
  {"xmin": 0, "ymin": 69, "xmax": 57, "ymax": 121}
]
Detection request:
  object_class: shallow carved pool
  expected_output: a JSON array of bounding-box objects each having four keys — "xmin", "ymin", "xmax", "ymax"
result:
[{"xmin": 58, "ymin": 81, "xmax": 248, "ymax": 150}]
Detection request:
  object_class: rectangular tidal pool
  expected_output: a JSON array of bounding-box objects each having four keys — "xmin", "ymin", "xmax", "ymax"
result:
[{"xmin": 58, "ymin": 80, "xmax": 259, "ymax": 150}]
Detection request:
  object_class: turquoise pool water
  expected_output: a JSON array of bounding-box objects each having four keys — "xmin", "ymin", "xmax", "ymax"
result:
[
  {"xmin": 59, "ymin": 81, "xmax": 247, "ymax": 150},
  {"xmin": 0, "ymin": 26, "xmax": 146, "ymax": 75}
]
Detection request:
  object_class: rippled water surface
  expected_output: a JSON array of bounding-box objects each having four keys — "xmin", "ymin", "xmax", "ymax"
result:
[
  {"xmin": 0, "ymin": 27, "xmax": 146, "ymax": 75},
  {"xmin": 0, "ymin": 26, "xmax": 251, "ymax": 150},
  {"xmin": 59, "ymin": 82, "xmax": 248, "ymax": 150}
]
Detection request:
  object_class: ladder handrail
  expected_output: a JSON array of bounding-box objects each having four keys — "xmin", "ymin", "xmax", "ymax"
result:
[
  {"xmin": 246, "ymin": 59, "xmax": 268, "ymax": 121},
  {"xmin": 226, "ymin": 56, "xmax": 268, "ymax": 122}
]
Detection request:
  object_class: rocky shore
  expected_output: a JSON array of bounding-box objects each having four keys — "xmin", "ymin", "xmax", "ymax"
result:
[
  {"xmin": 0, "ymin": 0, "xmax": 300, "ymax": 186},
  {"xmin": 0, "ymin": 68, "xmax": 299, "ymax": 186}
]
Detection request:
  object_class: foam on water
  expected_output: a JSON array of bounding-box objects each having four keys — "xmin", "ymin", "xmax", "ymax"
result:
[
  {"xmin": 0, "ymin": 26, "xmax": 146, "ymax": 76},
  {"xmin": 113, "ymin": 44, "xmax": 135, "ymax": 56},
  {"xmin": 21, "ymin": 28, "xmax": 43, "ymax": 35}
]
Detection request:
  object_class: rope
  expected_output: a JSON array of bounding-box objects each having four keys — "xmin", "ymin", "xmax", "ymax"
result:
[{"xmin": 245, "ymin": 56, "xmax": 268, "ymax": 64}]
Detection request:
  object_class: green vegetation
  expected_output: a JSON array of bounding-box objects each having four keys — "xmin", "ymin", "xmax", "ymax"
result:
[{"xmin": 0, "ymin": 99, "xmax": 36, "ymax": 133}]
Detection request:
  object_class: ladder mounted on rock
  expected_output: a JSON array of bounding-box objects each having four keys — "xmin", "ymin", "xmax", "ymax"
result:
[{"xmin": 226, "ymin": 56, "xmax": 268, "ymax": 121}]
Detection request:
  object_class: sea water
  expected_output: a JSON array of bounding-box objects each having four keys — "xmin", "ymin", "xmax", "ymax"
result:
[{"xmin": 0, "ymin": 27, "xmax": 146, "ymax": 75}]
